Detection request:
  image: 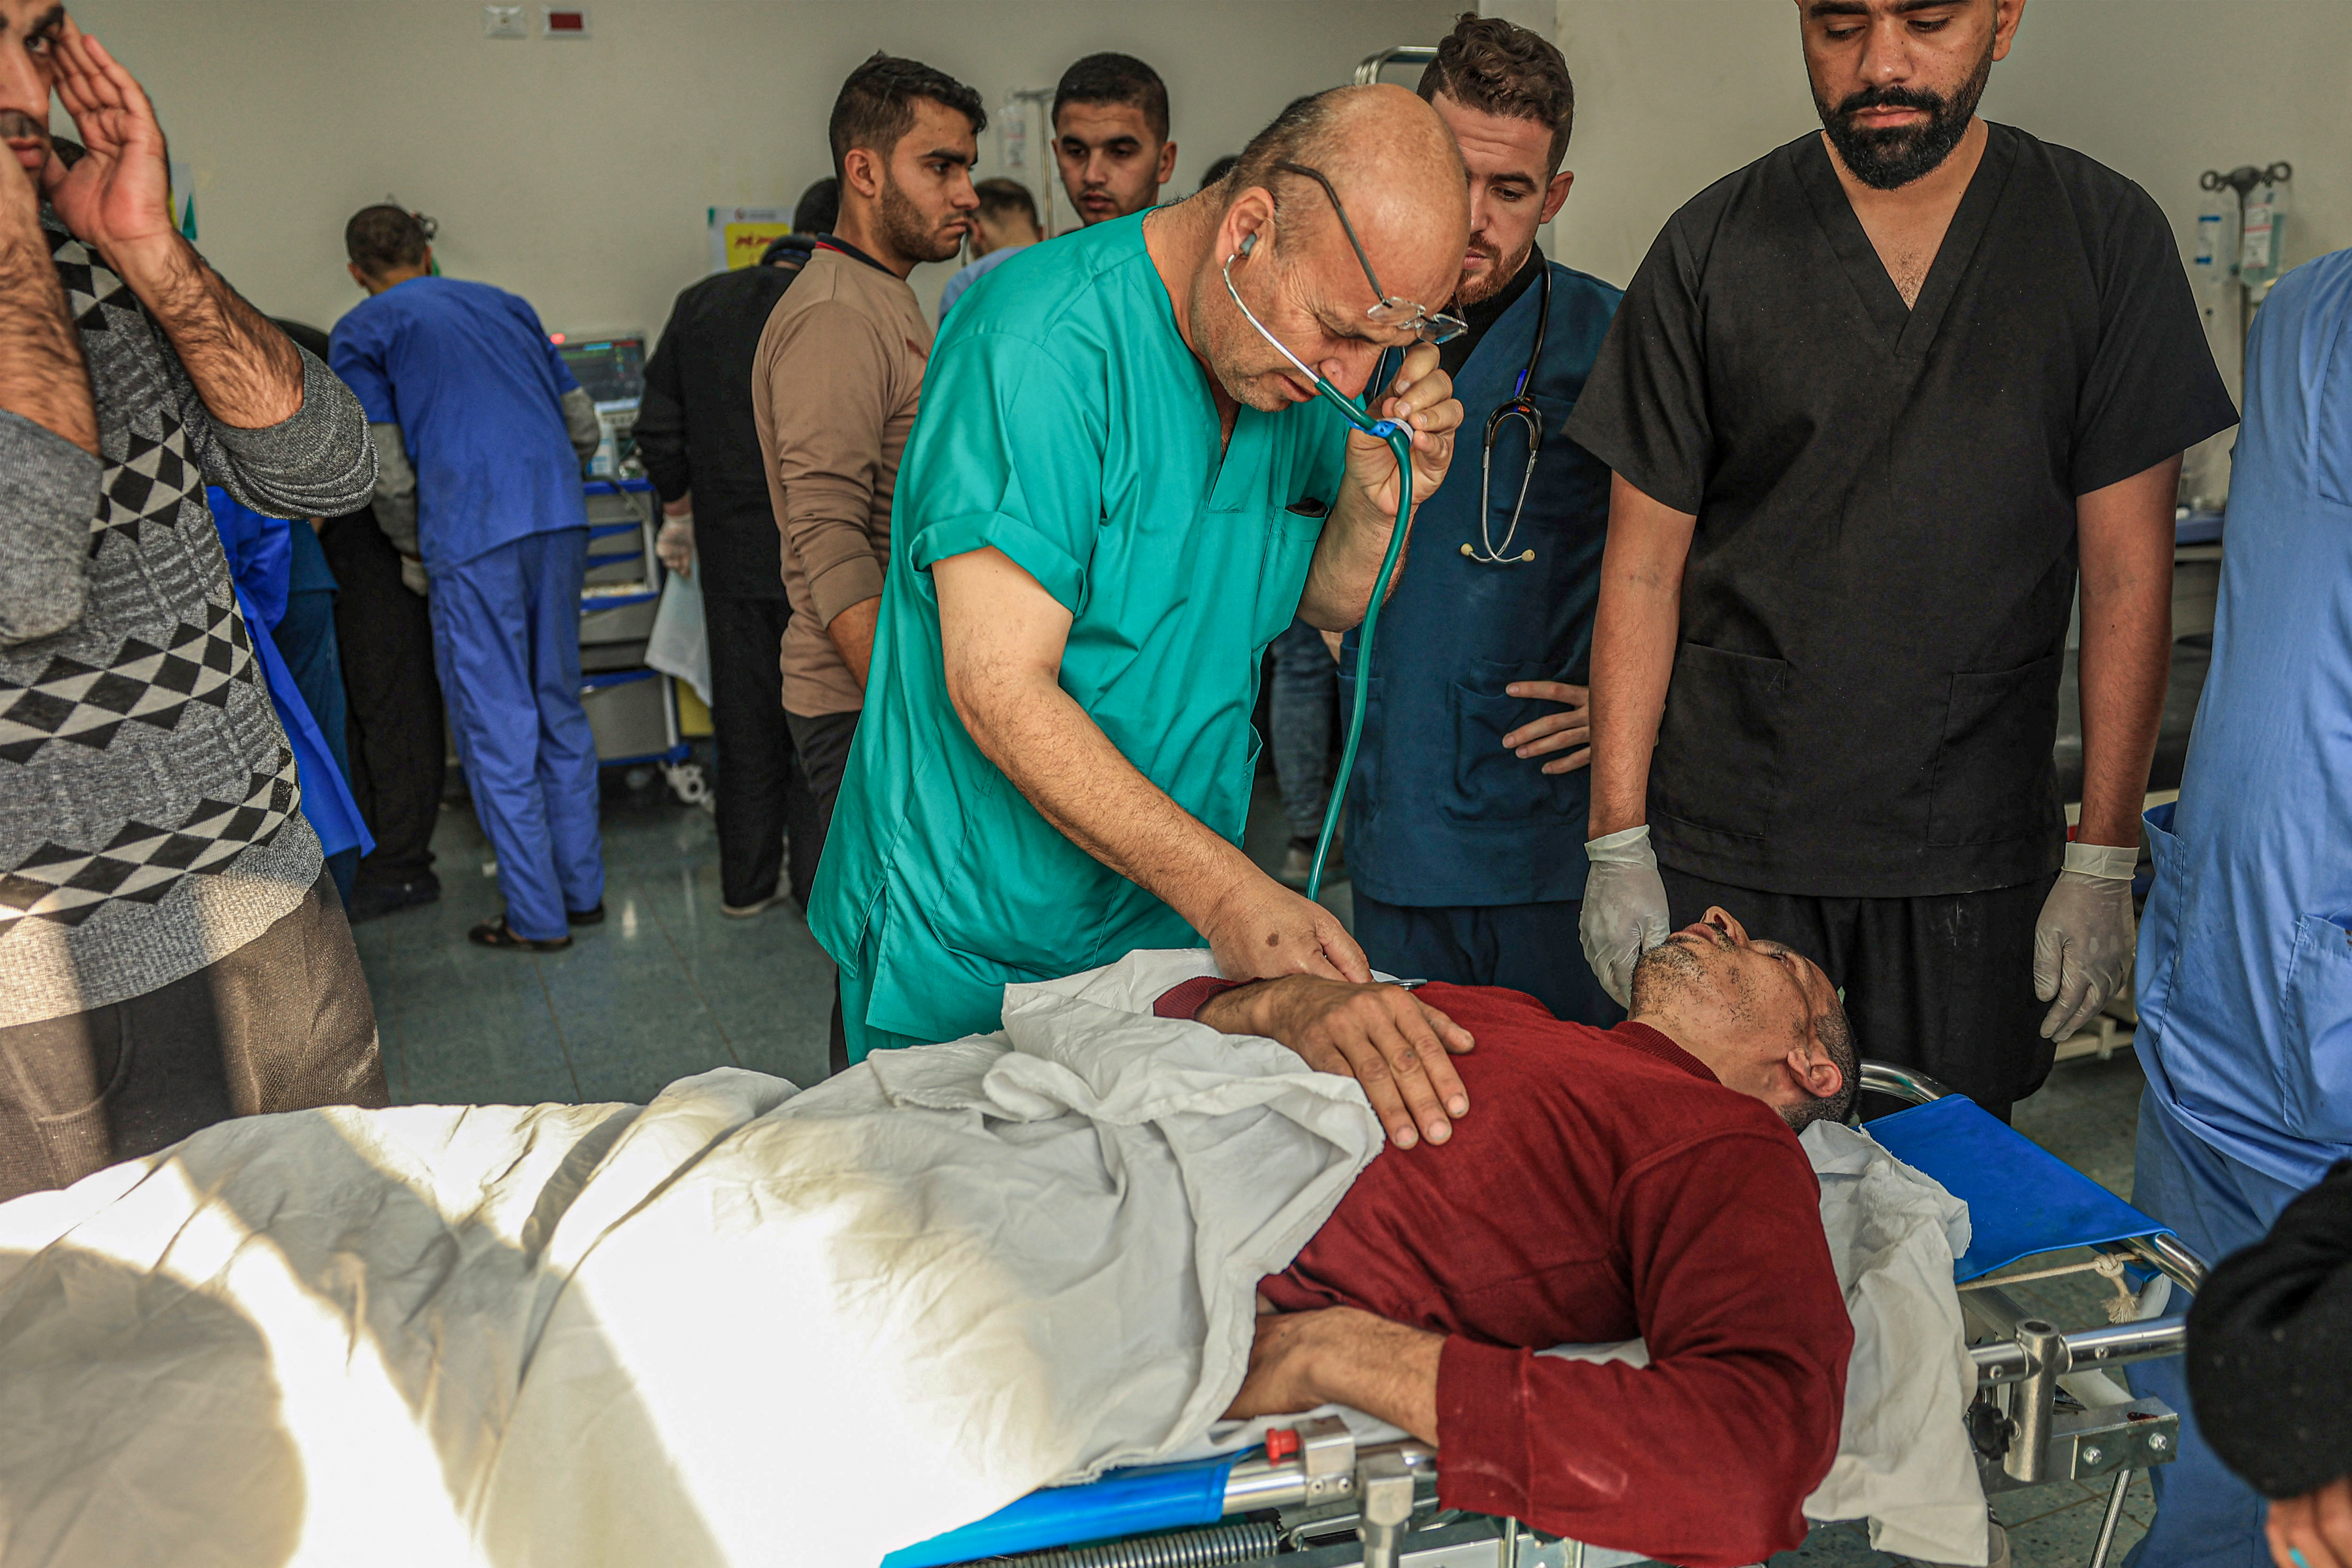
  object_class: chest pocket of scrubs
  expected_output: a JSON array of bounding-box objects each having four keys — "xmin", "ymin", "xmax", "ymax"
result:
[
  {"xmin": 2276, "ymin": 913, "xmax": 2352, "ymax": 1142},
  {"xmin": 1448, "ymin": 657, "xmax": 1581, "ymax": 825},
  {"xmin": 1256, "ymin": 498, "xmax": 1328, "ymax": 646}
]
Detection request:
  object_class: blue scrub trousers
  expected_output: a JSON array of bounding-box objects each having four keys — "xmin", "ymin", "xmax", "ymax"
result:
[
  {"xmin": 274, "ymin": 579, "xmax": 356, "ymax": 904},
  {"xmin": 1352, "ymin": 893, "xmax": 1623, "ymax": 1027},
  {"xmin": 1268, "ymin": 617, "xmax": 1336, "ymax": 843},
  {"xmin": 2125, "ymin": 1089, "xmax": 2302, "ymax": 1568},
  {"xmin": 430, "ymin": 528, "xmax": 604, "ymax": 942}
]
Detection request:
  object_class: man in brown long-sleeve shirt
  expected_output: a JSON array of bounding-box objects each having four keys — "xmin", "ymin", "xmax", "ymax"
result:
[{"xmin": 753, "ymin": 53, "xmax": 981, "ymax": 938}]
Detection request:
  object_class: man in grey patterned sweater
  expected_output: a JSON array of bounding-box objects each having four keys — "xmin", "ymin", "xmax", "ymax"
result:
[{"xmin": 0, "ymin": 11, "xmax": 387, "ymax": 1199}]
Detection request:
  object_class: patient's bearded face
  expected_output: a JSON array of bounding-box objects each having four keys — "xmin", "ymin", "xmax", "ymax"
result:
[{"xmin": 1630, "ymin": 915, "xmax": 1821, "ymax": 1058}]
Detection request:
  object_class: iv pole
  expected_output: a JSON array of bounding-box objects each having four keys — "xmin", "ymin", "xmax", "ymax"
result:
[{"xmin": 2198, "ymin": 160, "xmax": 2293, "ymax": 364}]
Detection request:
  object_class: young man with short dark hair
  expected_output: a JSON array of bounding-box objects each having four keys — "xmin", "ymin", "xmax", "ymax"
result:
[
  {"xmin": 752, "ymin": 53, "xmax": 980, "ymax": 999},
  {"xmin": 1051, "ymin": 51, "xmax": 1175, "ymax": 226},
  {"xmin": 1335, "ymin": 13, "xmax": 1628, "ymax": 1025},
  {"xmin": 937, "ymin": 176, "xmax": 1042, "ymax": 317}
]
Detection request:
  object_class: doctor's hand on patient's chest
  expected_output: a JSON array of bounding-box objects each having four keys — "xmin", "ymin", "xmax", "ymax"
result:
[
  {"xmin": 1196, "ymin": 972, "xmax": 1474, "ymax": 1151},
  {"xmin": 1500, "ymin": 680, "xmax": 1592, "ymax": 775},
  {"xmin": 1343, "ymin": 342, "xmax": 1461, "ymax": 517}
]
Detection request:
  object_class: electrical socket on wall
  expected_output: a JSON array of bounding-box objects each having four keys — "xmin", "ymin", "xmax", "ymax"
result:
[{"xmin": 482, "ymin": 6, "xmax": 525, "ymax": 39}]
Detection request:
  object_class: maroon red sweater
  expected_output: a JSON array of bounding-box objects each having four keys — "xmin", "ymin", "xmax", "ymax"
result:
[{"xmin": 1163, "ymin": 981, "xmax": 1851, "ymax": 1567}]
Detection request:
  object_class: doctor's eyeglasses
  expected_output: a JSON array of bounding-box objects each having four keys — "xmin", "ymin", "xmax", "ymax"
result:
[{"xmin": 1270, "ymin": 161, "xmax": 1467, "ymax": 347}]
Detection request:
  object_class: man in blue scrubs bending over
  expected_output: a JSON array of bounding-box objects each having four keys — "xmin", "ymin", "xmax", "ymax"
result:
[
  {"xmin": 813, "ymin": 86, "xmax": 1476, "ymax": 1148},
  {"xmin": 331, "ymin": 207, "xmax": 606, "ymax": 952}
]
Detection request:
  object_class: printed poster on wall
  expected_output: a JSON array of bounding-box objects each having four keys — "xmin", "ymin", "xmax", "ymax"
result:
[{"xmin": 707, "ymin": 205, "xmax": 792, "ymax": 272}]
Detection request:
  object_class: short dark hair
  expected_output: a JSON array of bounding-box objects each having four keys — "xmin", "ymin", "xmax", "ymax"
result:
[
  {"xmin": 793, "ymin": 176, "xmax": 840, "ymax": 235},
  {"xmin": 1052, "ymin": 51, "xmax": 1169, "ymax": 143},
  {"xmin": 828, "ymin": 51, "xmax": 986, "ymax": 182},
  {"xmin": 973, "ymin": 177, "xmax": 1037, "ymax": 227},
  {"xmin": 1416, "ymin": 11, "xmax": 1576, "ymax": 174},
  {"xmin": 1197, "ymin": 154, "xmax": 1239, "ymax": 193},
  {"xmin": 1785, "ymin": 998, "xmax": 1860, "ymax": 1132},
  {"xmin": 345, "ymin": 204, "xmax": 430, "ymax": 276}
]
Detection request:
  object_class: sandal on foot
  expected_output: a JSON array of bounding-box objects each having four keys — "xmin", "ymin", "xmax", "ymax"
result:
[{"xmin": 468, "ymin": 916, "xmax": 572, "ymax": 952}]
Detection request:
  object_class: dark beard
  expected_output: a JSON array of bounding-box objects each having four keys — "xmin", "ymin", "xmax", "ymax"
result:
[
  {"xmin": 1626, "ymin": 938, "xmax": 1703, "ymax": 1016},
  {"xmin": 877, "ymin": 179, "xmax": 960, "ymax": 265},
  {"xmin": 1457, "ymin": 233, "xmax": 1533, "ymax": 308},
  {"xmin": 1814, "ymin": 44, "xmax": 1992, "ymax": 191}
]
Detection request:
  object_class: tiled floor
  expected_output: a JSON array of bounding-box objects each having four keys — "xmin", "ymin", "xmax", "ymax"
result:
[
  {"xmin": 359, "ymin": 783, "xmax": 2157, "ymax": 1568},
  {"xmin": 356, "ymin": 792, "xmax": 838, "ymax": 1106},
  {"xmin": 362, "ymin": 775, "xmax": 1347, "ymax": 1108}
]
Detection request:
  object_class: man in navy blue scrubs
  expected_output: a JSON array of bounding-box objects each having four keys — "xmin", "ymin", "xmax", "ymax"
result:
[{"xmin": 1341, "ymin": 15, "xmax": 1622, "ymax": 1024}]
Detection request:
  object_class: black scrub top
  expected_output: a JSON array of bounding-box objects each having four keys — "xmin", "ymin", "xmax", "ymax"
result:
[{"xmin": 1564, "ymin": 122, "xmax": 2238, "ymax": 899}]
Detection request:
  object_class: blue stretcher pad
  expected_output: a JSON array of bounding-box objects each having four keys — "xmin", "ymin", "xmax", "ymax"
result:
[
  {"xmin": 1868, "ymin": 1094, "xmax": 2172, "ymax": 1283},
  {"xmin": 881, "ymin": 1451, "xmax": 1245, "ymax": 1568}
]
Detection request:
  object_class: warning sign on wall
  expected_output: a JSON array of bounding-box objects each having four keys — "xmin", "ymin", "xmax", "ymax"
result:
[{"xmin": 708, "ymin": 205, "xmax": 793, "ymax": 272}]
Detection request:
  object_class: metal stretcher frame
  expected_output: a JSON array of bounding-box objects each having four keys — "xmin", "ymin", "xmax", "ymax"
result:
[{"xmin": 884, "ymin": 1063, "xmax": 2207, "ymax": 1568}]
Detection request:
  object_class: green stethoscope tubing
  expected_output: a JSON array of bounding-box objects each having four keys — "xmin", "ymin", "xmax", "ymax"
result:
[{"xmin": 1304, "ymin": 400, "xmax": 1416, "ymax": 903}]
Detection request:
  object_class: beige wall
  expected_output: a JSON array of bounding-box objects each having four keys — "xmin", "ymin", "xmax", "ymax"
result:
[
  {"xmin": 69, "ymin": 0, "xmax": 1459, "ymax": 341},
  {"xmin": 1550, "ymin": 0, "xmax": 2352, "ymax": 303}
]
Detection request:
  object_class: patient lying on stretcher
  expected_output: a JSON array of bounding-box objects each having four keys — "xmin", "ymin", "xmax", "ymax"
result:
[
  {"xmin": 1180, "ymin": 906, "xmax": 1860, "ymax": 1567},
  {"xmin": 0, "ymin": 909, "xmax": 1880, "ymax": 1568}
]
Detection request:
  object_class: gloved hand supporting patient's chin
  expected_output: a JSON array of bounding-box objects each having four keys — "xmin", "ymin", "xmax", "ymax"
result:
[
  {"xmin": 1581, "ymin": 824, "xmax": 1671, "ymax": 1008},
  {"xmin": 2033, "ymin": 842, "xmax": 2139, "ymax": 1042}
]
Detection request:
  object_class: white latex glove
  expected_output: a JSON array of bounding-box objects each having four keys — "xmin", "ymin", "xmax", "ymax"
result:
[
  {"xmin": 2034, "ymin": 841, "xmax": 2139, "ymax": 1041},
  {"xmin": 657, "ymin": 510, "xmax": 694, "ymax": 578},
  {"xmin": 399, "ymin": 553, "xmax": 428, "ymax": 597},
  {"xmin": 1581, "ymin": 824, "xmax": 1672, "ymax": 1007}
]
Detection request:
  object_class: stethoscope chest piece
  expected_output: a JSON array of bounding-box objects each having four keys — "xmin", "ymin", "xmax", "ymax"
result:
[{"xmin": 1462, "ymin": 263, "xmax": 1553, "ymax": 568}]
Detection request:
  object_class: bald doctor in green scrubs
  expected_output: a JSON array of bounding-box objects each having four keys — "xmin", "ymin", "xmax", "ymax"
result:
[{"xmin": 811, "ymin": 86, "xmax": 1477, "ymax": 1147}]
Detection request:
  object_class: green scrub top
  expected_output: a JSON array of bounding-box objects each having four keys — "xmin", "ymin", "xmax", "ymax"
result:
[{"xmin": 809, "ymin": 213, "xmax": 1351, "ymax": 1054}]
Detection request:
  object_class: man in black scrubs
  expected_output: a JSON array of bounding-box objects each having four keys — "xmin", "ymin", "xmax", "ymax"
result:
[
  {"xmin": 635, "ymin": 177, "xmax": 835, "ymax": 915},
  {"xmin": 1566, "ymin": 0, "xmax": 2236, "ymax": 1121}
]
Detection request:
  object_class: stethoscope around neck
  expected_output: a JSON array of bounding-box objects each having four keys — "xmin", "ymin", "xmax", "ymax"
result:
[{"xmin": 1461, "ymin": 260, "xmax": 1553, "ymax": 566}]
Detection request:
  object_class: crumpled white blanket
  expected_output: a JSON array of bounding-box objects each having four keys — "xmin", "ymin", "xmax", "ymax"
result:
[
  {"xmin": 1800, "ymin": 1119, "xmax": 1987, "ymax": 1563},
  {"xmin": 0, "ymin": 951, "xmax": 1381, "ymax": 1568}
]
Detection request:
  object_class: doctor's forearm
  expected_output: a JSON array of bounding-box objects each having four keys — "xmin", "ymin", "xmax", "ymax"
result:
[
  {"xmin": 2074, "ymin": 459, "xmax": 2180, "ymax": 848},
  {"xmin": 1296, "ymin": 488, "xmax": 1413, "ymax": 632},
  {"xmin": 955, "ymin": 670, "xmax": 1259, "ymax": 923},
  {"xmin": 1586, "ymin": 477, "xmax": 1696, "ymax": 838}
]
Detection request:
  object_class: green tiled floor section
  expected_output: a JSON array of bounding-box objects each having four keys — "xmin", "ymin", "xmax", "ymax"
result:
[
  {"xmin": 354, "ymin": 795, "xmax": 837, "ymax": 1106},
  {"xmin": 360, "ymin": 788, "xmax": 2158, "ymax": 1568}
]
